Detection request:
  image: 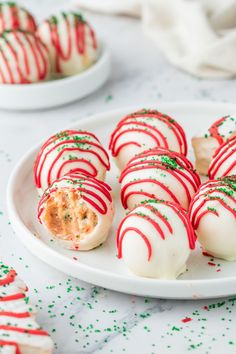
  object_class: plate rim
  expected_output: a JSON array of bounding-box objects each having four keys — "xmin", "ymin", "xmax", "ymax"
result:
[{"xmin": 7, "ymin": 101, "xmax": 236, "ymax": 299}]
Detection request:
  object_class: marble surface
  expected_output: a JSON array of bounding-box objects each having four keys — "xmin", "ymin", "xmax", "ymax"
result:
[{"xmin": 1, "ymin": 1, "xmax": 236, "ymax": 353}]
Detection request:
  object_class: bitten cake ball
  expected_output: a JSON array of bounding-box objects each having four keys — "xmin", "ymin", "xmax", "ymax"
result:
[
  {"xmin": 208, "ymin": 136, "xmax": 236, "ymax": 179},
  {"xmin": 109, "ymin": 109, "xmax": 187, "ymax": 171},
  {"xmin": 192, "ymin": 114, "xmax": 236, "ymax": 175},
  {"xmin": 120, "ymin": 147, "xmax": 200, "ymax": 210},
  {"xmin": 189, "ymin": 177, "xmax": 236, "ymax": 261},
  {"xmin": 37, "ymin": 11, "xmax": 98, "ymax": 77},
  {"xmin": 34, "ymin": 130, "xmax": 110, "ymax": 192},
  {"xmin": 38, "ymin": 173, "xmax": 114, "ymax": 251},
  {"xmin": 0, "ymin": 2, "xmax": 37, "ymax": 34},
  {"xmin": 0, "ymin": 30, "xmax": 50, "ymax": 84},
  {"xmin": 117, "ymin": 199, "xmax": 195, "ymax": 279}
]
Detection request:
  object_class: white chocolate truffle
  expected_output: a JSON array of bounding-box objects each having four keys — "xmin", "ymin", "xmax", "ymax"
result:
[
  {"xmin": 189, "ymin": 177, "xmax": 236, "ymax": 261},
  {"xmin": 192, "ymin": 114, "xmax": 236, "ymax": 175},
  {"xmin": 120, "ymin": 147, "xmax": 200, "ymax": 210},
  {"xmin": 0, "ymin": 30, "xmax": 50, "ymax": 84},
  {"xmin": 38, "ymin": 172, "xmax": 114, "ymax": 251},
  {"xmin": 34, "ymin": 130, "xmax": 110, "ymax": 192},
  {"xmin": 208, "ymin": 136, "xmax": 236, "ymax": 179},
  {"xmin": 37, "ymin": 12, "xmax": 98, "ymax": 77},
  {"xmin": 109, "ymin": 109, "xmax": 188, "ymax": 171},
  {"xmin": 0, "ymin": 261, "xmax": 53, "ymax": 353},
  {"xmin": 0, "ymin": 2, "xmax": 37, "ymax": 34},
  {"xmin": 117, "ymin": 199, "xmax": 195, "ymax": 279}
]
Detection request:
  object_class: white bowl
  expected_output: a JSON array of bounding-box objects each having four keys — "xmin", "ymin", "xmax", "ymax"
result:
[
  {"xmin": 0, "ymin": 42, "xmax": 110, "ymax": 110},
  {"xmin": 7, "ymin": 101, "xmax": 236, "ymax": 299}
]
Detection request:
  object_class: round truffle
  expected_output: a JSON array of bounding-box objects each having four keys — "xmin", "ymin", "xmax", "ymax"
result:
[
  {"xmin": 0, "ymin": 2, "xmax": 37, "ymax": 34},
  {"xmin": 109, "ymin": 109, "xmax": 187, "ymax": 171},
  {"xmin": 38, "ymin": 172, "xmax": 114, "ymax": 251},
  {"xmin": 37, "ymin": 12, "xmax": 98, "ymax": 77},
  {"xmin": 34, "ymin": 130, "xmax": 110, "ymax": 192},
  {"xmin": 208, "ymin": 136, "xmax": 236, "ymax": 179},
  {"xmin": 192, "ymin": 114, "xmax": 236, "ymax": 175},
  {"xmin": 189, "ymin": 177, "xmax": 236, "ymax": 261},
  {"xmin": 120, "ymin": 147, "xmax": 200, "ymax": 210},
  {"xmin": 117, "ymin": 199, "xmax": 195, "ymax": 279},
  {"xmin": 0, "ymin": 30, "xmax": 50, "ymax": 84}
]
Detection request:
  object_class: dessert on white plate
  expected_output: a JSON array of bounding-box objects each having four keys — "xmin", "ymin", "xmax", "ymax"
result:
[
  {"xmin": 208, "ymin": 136, "xmax": 236, "ymax": 179},
  {"xmin": 109, "ymin": 109, "xmax": 188, "ymax": 171},
  {"xmin": 0, "ymin": 2, "xmax": 37, "ymax": 34},
  {"xmin": 38, "ymin": 172, "xmax": 114, "ymax": 251},
  {"xmin": 189, "ymin": 177, "xmax": 236, "ymax": 261},
  {"xmin": 0, "ymin": 261, "xmax": 53, "ymax": 353},
  {"xmin": 117, "ymin": 199, "xmax": 196, "ymax": 279},
  {"xmin": 120, "ymin": 147, "xmax": 200, "ymax": 210},
  {"xmin": 192, "ymin": 114, "xmax": 236, "ymax": 175},
  {"xmin": 0, "ymin": 30, "xmax": 50, "ymax": 84},
  {"xmin": 34, "ymin": 129, "xmax": 110, "ymax": 192},
  {"xmin": 37, "ymin": 11, "xmax": 98, "ymax": 77}
]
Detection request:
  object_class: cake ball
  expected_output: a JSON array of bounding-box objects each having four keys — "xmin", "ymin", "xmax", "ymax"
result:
[
  {"xmin": 0, "ymin": 2, "xmax": 37, "ymax": 34},
  {"xmin": 109, "ymin": 109, "xmax": 187, "ymax": 171},
  {"xmin": 0, "ymin": 30, "xmax": 50, "ymax": 84},
  {"xmin": 208, "ymin": 136, "xmax": 236, "ymax": 179},
  {"xmin": 117, "ymin": 199, "xmax": 195, "ymax": 279},
  {"xmin": 37, "ymin": 12, "xmax": 98, "ymax": 77},
  {"xmin": 34, "ymin": 130, "xmax": 110, "ymax": 192},
  {"xmin": 189, "ymin": 177, "xmax": 236, "ymax": 261},
  {"xmin": 192, "ymin": 114, "xmax": 236, "ymax": 175},
  {"xmin": 38, "ymin": 172, "xmax": 114, "ymax": 251},
  {"xmin": 120, "ymin": 147, "xmax": 200, "ymax": 210}
]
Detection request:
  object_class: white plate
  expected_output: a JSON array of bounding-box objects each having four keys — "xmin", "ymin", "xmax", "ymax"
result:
[
  {"xmin": 0, "ymin": 43, "xmax": 110, "ymax": 111},
  {"xmin": 7, "ymin": 101, "xmax": 236, "ymax": 299}
]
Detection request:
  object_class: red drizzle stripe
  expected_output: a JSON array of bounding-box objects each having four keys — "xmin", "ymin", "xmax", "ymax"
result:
[
  {"xmin": 0, "ymin": 312, "xmax": 30, "ymax": 318},
  {"xmin": 0, "ymin": 270, "xmax": 16, "ymax": 286},
  {"xmin": 209, "ymin": 116, "xmax": 229, "ymax": 145},
  {"xmin": 0, "ymin": 325, "xmax": 49, "ymax": 336},
  {"xmin": 0, "ymin": 293, "xmax": 25, "ymax": 302}
]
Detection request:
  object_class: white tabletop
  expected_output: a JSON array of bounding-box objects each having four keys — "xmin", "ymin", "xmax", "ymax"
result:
[{"xmin": 1, "ymin": 1, "xmax": 236, "ymax": 353}]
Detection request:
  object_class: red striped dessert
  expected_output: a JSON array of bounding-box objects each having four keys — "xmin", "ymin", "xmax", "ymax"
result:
[
  {"xmin": 34, "ymin": 130, "xmax": 110, "ymax": 192},
  {"xmin": 0, "ymin": 261, "xmax": 53, "ymax": 353},
  {"xmin": 38, "ymin": 172, "xmax": 114, "ymax": 251},
  {"xmin": 208, "ymin": 136, "xmax": 236, "ymax": 179},
  {"xmin": 37, "ymin": 11, "xmax": 98, "ymax": 77},
  {"xmin": 120, "ymin": 147, "xmax": 200, "ymax": 210},
  {"xmin": 0, "ymin": 2, "xmax": 36, "ymax": 34},
  {"xmin": 192, "ymin": 114, "xmax": 236, "ymax": 175},
  {"xmin": 109, "ymin": 109, "xmax": 187, "ymax": 171},
  {"xmin": 189, "ymin": 177, "xmax": 236, "ymax": 261},
  {"xmin": 0, "ymin": 30, "xmax": 50, "ymax": 84},
  {"xmin": 117, "ymin": 199, "xmax": 195, "ymax": 279}
]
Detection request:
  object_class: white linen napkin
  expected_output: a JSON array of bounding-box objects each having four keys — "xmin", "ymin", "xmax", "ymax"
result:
[{"xmin": 77, "ymin": 0, "xmax": 236, "ymax": 79}]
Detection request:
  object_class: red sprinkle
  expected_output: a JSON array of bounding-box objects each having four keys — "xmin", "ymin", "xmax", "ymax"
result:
[
  {"xmin": 181, "ymin": 317, "xmax": 192, "ymax": 323},
  {"xmin": 208, "ymin": 262, "xmax": 216, "ymax": 267}
]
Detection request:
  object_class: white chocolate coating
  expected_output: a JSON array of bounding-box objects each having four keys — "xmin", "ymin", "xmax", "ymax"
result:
[
  {"xmin": 120, "ymin": 147, "xmax": 200, "ymax": 210},
  {"xmin": 0, "ymin": 30, "xmax": 50, "ymax": 84},
  {"xmin": 208, "ymin": 136, "xmax": 236, "ymax": 179},
  {"xmin": 189, "ymin": 177, "xmax": 236, "ymax": 261},
  {"xmin": 38, "ymin": 173, "xmax": 114, "ymax": 251},
  {"xmin": 0, "ymin": 2, "xmax": 37, "ymax": 34},
  {"xmin": 34, "ymin": 130, "xmax": 110, "ymax": 192},
  {"xmin": 37, "ymin": 12, "xmax": 98, "ymax": 77},
  {"xmin": 117, "ymin": 200, "xmax": 195, "ymax": 279},
  {"xmin": 109, "ymin": 109, "xmax": 187, "ymax": 171}
]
